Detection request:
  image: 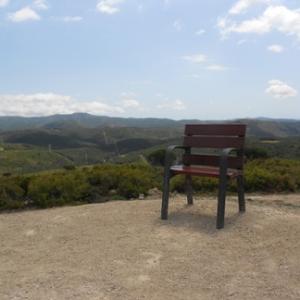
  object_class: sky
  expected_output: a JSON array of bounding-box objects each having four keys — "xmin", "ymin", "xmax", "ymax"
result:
[{"xmin": 0, "ymin": 0, "xmax": 300, "ymax": 120}]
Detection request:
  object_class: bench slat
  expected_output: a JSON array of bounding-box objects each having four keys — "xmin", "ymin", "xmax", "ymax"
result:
[
  {"xmin": 170, "ymin": 165, "xmax": 241, "ymax": 178},
  {"xmin": 183, "ymin": 136, "xmax": 244, "ymax": 149},
  {"xmin": 182, "ymin": 154, "xmax": 243, "ymax": 169},
  {"xmin": 185, "ymin": 124, "xmax": 246, "ymax": 136}
]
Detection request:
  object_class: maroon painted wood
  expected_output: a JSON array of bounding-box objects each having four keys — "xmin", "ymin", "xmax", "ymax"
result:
[
  {"xmin": 182, "ymin": 154, "xmax": 243, "ymax": 169},
  {"xmin": 184, "ymin": 124, "xmax": 246, "ymax": 136},
  {"xmin": 183, "ymin": 136, "xmax": 244, "ymax": 149},
  {"xmin": 161, "ymin": 123, "xmax": 247, "ymax": 229},
  {"xmin": 170, "ymin": 165, "xmax": 242, "ymax": 178}
]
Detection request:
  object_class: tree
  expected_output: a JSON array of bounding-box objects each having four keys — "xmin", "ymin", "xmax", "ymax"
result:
[{"xmin": 147, "ymin": 149, "xmax": 176, "ymax": 166}]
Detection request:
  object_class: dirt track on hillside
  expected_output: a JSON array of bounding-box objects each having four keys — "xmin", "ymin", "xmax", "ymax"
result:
[{"xmin": 0, "ymin": 194, "xmax": 299, "ymax": 300}]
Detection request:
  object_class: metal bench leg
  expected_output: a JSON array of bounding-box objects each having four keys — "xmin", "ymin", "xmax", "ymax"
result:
[
  {"xmin": 237, "ymin": 175, "xmax": 246, "ymax": 212},
  {"xmin": 217, "ymin": 175, "xmax": 227, "ymax": 229},
  {"xmin": 161, "ymin": 171, "xmax": 171, "ymax": 220},
  {"xmin": 186, "ymin": 175, "xmax": 193, "ymax": 205}
]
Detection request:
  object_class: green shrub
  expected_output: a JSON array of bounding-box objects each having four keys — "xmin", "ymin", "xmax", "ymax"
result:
[
  {"xmin": 63, "ymin": 165, "xmax": 76, "ymax": 171},
  {"xmin": 2, "ymin": 173, "xmax": 12, "ymax": 177},
  {"xmin": 147, "ymin": 149, "xmax": 176, "ymax": 166},
  {"xmin": 244, "ymin": 159, "xmax": 300, "ymax": 192},
  {"xmin": 88, "ymin": 168, "xmax": 118, "ymax": 193},
  {"xmin": 13, "ymin": 175, "xmax": 32, "ymax": 195},
  {"xmin": 117, "ymin": 169, "xmax": 154, "ymax": 198},
  {"xmin": 0, "ymin": 159, "xmax": 299, "ymax": 211},
  {"xmin": 88, "ymin": 164, "xmax": 160, "ymax": 199},
  {"xmin": 0, "ymin": 180, "xmax": 26, "ymax": 209},
  {"xmin": 27, "ymin": 172, "xmax": 90, "ymax": 208},
  {"xmin": 245, "ymin": 147, "xmax": 269, "ymax": 160},
  {"xmin": 170, "ymin": 158, "xmax": 300, "ymax": 194}
]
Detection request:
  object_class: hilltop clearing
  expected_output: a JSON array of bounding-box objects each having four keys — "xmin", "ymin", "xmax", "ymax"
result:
[{"xmin": 0, "ymin": 194, "xmax": 299, "ymax": 299}]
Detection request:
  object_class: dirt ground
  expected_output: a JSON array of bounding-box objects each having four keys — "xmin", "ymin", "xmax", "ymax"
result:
[{"xmin": 0, "ymin": 194, "xmax": 299, "ymax": 300}]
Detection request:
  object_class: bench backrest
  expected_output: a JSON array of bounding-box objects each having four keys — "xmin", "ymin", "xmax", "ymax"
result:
[{"xmin": 183, "ymin": 124, "xmax": 246, "ymax": 169}]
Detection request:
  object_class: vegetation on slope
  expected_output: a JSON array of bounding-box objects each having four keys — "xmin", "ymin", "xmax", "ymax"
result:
[
  {"xmin": 0, "ymin": 164, "xmax": 159, "ymax": 210},
  {"xmin": 0, "ymin": 115, "xmax": 300, "ymax": 211},
  {"xmin": 1, "ymin": 158, "xmax": 300, "ymax": 211}
]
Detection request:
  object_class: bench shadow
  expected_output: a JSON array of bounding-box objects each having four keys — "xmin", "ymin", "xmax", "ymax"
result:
[{"xmin": 160, "ymin": 206, "xmax": 242, "ymax": 235}]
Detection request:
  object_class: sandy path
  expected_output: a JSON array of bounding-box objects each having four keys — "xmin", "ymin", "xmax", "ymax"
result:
[{"xmin": 0, "ymin": 195, "xmax": 299, "ymax": 300}]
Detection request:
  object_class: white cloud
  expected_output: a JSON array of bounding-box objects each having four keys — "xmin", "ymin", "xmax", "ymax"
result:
[
  {"xmin": 237, "ymin": 39, "xmax": 247, "ymax": 45},
  {"xmin": 229, "ymin": 0, "xmax": 271, "ymax": 15},
  {"xmin": 122, "ymin": 99, "xmax": 140, "ymax": 108},
  {"xmin": 157, "ymin": 99, "xmax": 186, "ymax": 111},
  {"xmin": 206, "ymin": 64, "xmax": 227, "ymax": 71},
  {"xmin": 0, "ymin": 93, "xmax": 124, "ymax": 116},
  {"xmin": 137, "ymin": 4, "xmax": 144, "ymax": 13},
  {"xmin": 33, "ymin": 0, "xmax": 48, "ymax": 10},
  {"xmin": 0, "ymin": 0, "xmax": 9, "ymax": 8},
  {"xmin": 120, "ymin": 92, "xmax": 141, "ymax": 109},
  {"xmin": 267, "ymin": 44, "xmax": 284, "ymax": 53},
  {"xmin": 183, "ymin": 54, "xmax": 226, "ymax": 72},
  {"xmin": 182, "ymin": 54, "xmax": 207, "ymax": 64},
  {"xmin": 62, "ymin": 16, "xmax": 83, "ymax": 22},
  {"xmin": 265, "ymin": 80, "xmax": 298, "ymax": 98},
  {"xmin": 96, "ymin": 0, "xmax": 124, "ymax": 15},
  {"xmin": 219, "ymin": 5, "xmax": 300, "ymax": 40},
  {"xmin": 8, "ymin": 7, "xmax": 40, "ymax": 22},
  {"xmin": 195, "ymin": 29, "xmax": 206, "ymax": 36},
  {"xmin": 173, "ymin": 19, "xmax": 183, "ymax": 31}
]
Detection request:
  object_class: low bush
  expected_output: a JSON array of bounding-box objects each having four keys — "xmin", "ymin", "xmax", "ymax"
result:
[
  {"xmin": 87, "ymin": 164, "xmax": 160, "ymax": 199},
  {"xmin": 244, "ymin": 159, "xmax": 300, "ymax": 192},
  {"xmin": 0, "ymin": 159, "xmax": 299, "ymax": 211},
  {"xmin": 63, "ymin": 165, "xmax": 76, "ymax": 171},
  {"xmin": 0, "ymin": 179, "xmax": 26, "ymax": 209},
  {"xmin": 27, "ymin": 172, "xmax": 90, "ymax": 208},
  {"xmin": 244, "ymin": 147, "xmax": 269, "ymax": 160},
  {"xmin": 147, "ymin": 149, "xmax": 176, "ymax": 166},
  {"xmin": 170, "ymin": 158, "xmax": 300, "ymax": 194}
]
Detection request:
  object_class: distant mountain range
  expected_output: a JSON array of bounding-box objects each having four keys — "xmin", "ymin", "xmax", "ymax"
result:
[
  {"xmin": 0, "ymin": 113, "xmax": 300, "ymax": 150},
  {"xmin": 0, "ymin": 113, "xmax": 184, "ymax": 131}
]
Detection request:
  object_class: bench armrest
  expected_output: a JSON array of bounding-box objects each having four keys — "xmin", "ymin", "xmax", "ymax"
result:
[
  {"xmin": 166, "ymin": 145, "xmax": 190, "ymax": 153},
  {"xmin": 221, "ymin": 147, "xmax": 236, "ymax": 158}
]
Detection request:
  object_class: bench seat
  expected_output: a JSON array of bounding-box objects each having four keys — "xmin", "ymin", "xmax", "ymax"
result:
[{"xmin": 170, "ymin": 165, "xmax": 242, "ymax": 178}]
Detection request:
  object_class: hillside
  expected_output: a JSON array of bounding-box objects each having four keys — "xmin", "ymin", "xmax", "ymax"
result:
[
  {"xmin": 0, "ymin": 125, "xmax": 181, "ymax": 149},
  {"xmin": 0, "ymin": 113, "xmax": 181, "ymax": 131},
  {"xmin": 1, "ymin": 114, "xmax": 300, "ymax": 174},
  {"xmin": 0, "ymin": 195, "xmax": 299, "ymax": 299},
  {"xmin": 1, "ymin": 113, "xmax": 300, "ymax": 138}
]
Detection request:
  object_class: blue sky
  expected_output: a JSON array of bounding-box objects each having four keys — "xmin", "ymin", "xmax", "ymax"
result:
[{"xmin": 0, "ymin": 0, "xmax": 299, "ymax": 119}]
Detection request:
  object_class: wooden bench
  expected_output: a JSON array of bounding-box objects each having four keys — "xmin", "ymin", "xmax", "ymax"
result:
[{"xmin": 161, "ymin": 124, "xmax": 247, "ymax": 229}]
